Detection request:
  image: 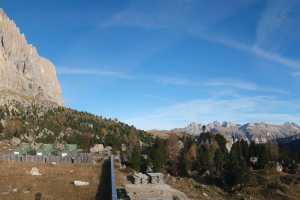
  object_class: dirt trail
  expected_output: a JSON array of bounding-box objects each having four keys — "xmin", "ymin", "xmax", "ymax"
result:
[{"xmin": 125, "ymin": 184, "xmax": 189, "ymax": 200}]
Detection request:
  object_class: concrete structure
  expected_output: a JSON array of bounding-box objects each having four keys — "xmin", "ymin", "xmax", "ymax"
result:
[
  {"xmin": 111, "ymin": 155, "xmax": 118, "ymax": 200},
  {"xmin": 90, "ymin": 144, "xmax": 104, "ymax": 153},
  {"xmin": 133, "ymin": 173, "xmax": 149, "ymax": 184},
  {"xmin": 121, "ymin": 144, "xmax": 127, "ymax": 152},
  {"xmin": 142, "ymin": 198, "xmax": 172, "ymax": 200},
  {"xmin": 276, "ymin": 162, "xmax": 283, "ymax": 172},
  {"xmin": 250, "ymin": 157, "xmax": 258, "ymax": 165},
  {"xmin": 147, "ymin": 173, "xmax": 164, "ymax": 184}
]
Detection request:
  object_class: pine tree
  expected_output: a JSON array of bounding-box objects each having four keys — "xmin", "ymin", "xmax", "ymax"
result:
[
  {"xmin": 149, "ymin": 138, "xmax": 167, "ymax": 172},
  {"xmin": 215, "ymin": 134, "xmax": 227, "ymax": 152},
  {"xmin": 224, "ymin": 141, "xmax": 249, "ymax": 189},
  {"xmin": 130, "ymin": 145, "xmax": 141, "ymax": 171}
]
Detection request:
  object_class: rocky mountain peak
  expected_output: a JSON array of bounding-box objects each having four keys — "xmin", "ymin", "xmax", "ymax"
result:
[
  {"xmin": 0, "ymin": 8, "xmax": 63, "ymax": 106},
  {"xmin": 171, "ymin": 121, "xmax": 300, "ymax": 143}
]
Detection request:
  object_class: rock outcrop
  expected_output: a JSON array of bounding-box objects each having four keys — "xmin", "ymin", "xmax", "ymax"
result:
[{"xmin": 0, "ymin": 9, "xmax": 63, "ymax": 106}]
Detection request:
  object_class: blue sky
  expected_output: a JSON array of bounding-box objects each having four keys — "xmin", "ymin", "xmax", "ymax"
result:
[{"xmin": 2, "ymin": 0, "xmax": 300, "ymax": 130}]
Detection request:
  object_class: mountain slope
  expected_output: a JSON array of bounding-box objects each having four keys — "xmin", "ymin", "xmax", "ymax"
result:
[{"xmin": 0, "ymin": 103, "xmax": 144, "ymax": 152}]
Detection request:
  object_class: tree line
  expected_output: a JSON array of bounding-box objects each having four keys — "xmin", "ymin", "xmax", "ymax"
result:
[{"xmin": 125, "ymin": 129, "xmax": 299, "ymax": 192}]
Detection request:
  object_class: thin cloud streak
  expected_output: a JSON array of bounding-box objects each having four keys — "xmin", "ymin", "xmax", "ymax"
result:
[
  {"xmin": 292, "ymin": 71, "xmax": 300, "ymax": 77},
  {"xmin": 154, "ymin": 76, "xmax": 201, "ymax": 87},
  {"xmin": 196, "ymin": 33, "xmax": 300, "ymax": 71},
  {"xmin": 57, "ymin": 67, "xmax": 134, "ymax": 79},
  {"xmin": 154, "ymin": 76, "xmax": 288, "ymax": 94},
  {"xmin": 58, "ymin": 66, "xmax": 288, "ymax": 95},
  {"xmin": 205, "ymin": 80, "xmax": 258, "ymax": 91},
  {"xmin": 103, "ymin": 0, "xmax": 300, "ymax": 74},
  {"xmin": 255, "ymin": 0, "xmax": 300, "ymax": 51}
]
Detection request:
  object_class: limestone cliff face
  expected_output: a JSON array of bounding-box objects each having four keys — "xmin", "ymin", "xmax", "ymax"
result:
[{"xmin": 0, "ymin": 9, "xmax": 63, "ymax": 106}]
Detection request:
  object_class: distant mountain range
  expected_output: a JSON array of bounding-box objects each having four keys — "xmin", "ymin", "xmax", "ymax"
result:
[{"xmin": 167, "ymin": 121, "xmax": 300, "ymax": 143}]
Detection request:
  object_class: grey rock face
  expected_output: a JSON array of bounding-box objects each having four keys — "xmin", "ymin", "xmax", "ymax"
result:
[{"xmin": 0, "ymin": 9, "xmax": 63, "ymax": 106}]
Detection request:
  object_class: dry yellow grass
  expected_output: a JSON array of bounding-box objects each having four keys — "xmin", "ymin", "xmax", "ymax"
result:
[{"xmin": 0, "ymin": 161, "xmax": 102, "ymax": 200}]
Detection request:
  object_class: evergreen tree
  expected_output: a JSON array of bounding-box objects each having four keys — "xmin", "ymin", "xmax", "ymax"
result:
[
  {"xmin": 214, "ymin": 148, "xmax": 227, "ymax": 179},
  {"xmin": 149, "ymin": 138, "xmax": 167, "ymax": 172},
  {"xmin": 129, "ymin": 145, "xmax": 141, "ymax": 171},
  {"xmin": 256, "ymin": 144, "xmax": 269, "ymax": 169},
  {"xmin": 177, "ymin": 151, "xmax": 188, "ymax": 177},
  {"xmin": 215, "ymin": 134, "xmax": 227, "ymax": 152},
  {"xmin": 224, "ymin": 141, "xmax": 249, "ymax": 189},
  {"xmin": 197, "ymin": 145, "xmax": 210, "ymax": 173}
]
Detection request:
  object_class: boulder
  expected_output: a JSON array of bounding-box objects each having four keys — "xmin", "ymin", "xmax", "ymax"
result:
[
  {"xmin": 30, "ymin": 167, "xmax": 41, "ymax": 176},
  {"xmin": 10, "ymin": 137, "xmax": 21, "ymax": 146},
  {"xmin": 73, "ymin": 180, "xmax": 89, "ymax": 186},
  {"xmin": 90, "ymin": 144, "xmax": 104, "ymax": 153}
]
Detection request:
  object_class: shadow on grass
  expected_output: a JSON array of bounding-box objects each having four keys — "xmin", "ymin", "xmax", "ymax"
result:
[{"xmin": 96, "ymin": 159, "xmax": 112, "ymax": 200}]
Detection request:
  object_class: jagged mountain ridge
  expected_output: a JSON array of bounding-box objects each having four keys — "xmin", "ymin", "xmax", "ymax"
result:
[
  {"xmin": 0, "ymin": 9, "xmax": 63, "ymax": 106},
  {"xmin": 172, "ymin": 121, "xmax": 300, "ymax": 143}
]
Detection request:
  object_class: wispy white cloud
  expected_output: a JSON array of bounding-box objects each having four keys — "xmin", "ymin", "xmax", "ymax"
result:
[
  {"xmin": 292, "ymin": 71, "xmax": 300, "ymax": 77},
  {"xmin": 205, "ymin": 79, "xmax": 288, "ymax": 94},
  {"xmin": 153, "ymin": 76, "xmax": 201, "ymax": 87},
  {"xmin": 58, "ymin": 66, "xmax": 288, "ymax": 94},
  {"xmin": 255, "ymin": 0, "xmax": 300, "ymax": 52},
  {"xmin": 143, "ymin": 94, "xmax": 171, "ymax": 103},
  {"xmin": 252, "ymin": 46, "xmax": 300, "ymax": 70},
  {"xmin": 195, "ymin": 33, "xmax": 300, "ymax": 71},
  {"xmin": 205, "ymin": 79, "xmax": 258, "ymax": 91},
  {"xmin": 57, "ymin": 67, "xmax": 133, "ymax": 79},
  {"xmin": 153, "ymin": 75, "xmax": 287, "ymax": 94},
  {"xmin": 102, "ymin": 0, "xmax": 300, "ymax": 75},
  {"xmin": 192, "ymin": 0, "xmax": 300, "ymax": 73},
  {"xmin": 101, "ymin": 0, "xmax": 257, "ymax": 30},
  {"xmin": 125, "ymin": 96, "xmax": 300, "ymax": 130}
]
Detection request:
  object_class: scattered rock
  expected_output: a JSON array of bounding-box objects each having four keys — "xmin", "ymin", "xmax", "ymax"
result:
[
  {"xmin": 35, "ymin": 192, "xmax": 42, "ymax": 200},
  {"xmin": 1, "ymin": 191, "xmax": 9, "ymax": 195},
  {"xmin": 22, "ymin": 187, "xmax": 31, "ymax": 194},
  {"xmin": 10, "ymin": 137, "xmax": 21, "ymax": 146},
  {"xmin": 73, "ymin": 180, "xmax": 89, "ymax": 186},
  {"xmin": 90, "ymin": 144, "xmax": 104, "ymax": 153},
  {"xmin": 30, "ymin": 167, "xmax": 42, "ymax": 176}
]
